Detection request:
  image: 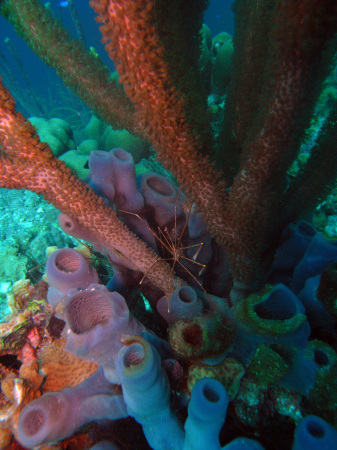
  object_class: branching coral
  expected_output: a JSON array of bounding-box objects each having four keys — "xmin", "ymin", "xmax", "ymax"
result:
[
  {"xmin": 90, "ymin": 0, "xmax": 229, "ymax": 244},
  {"xmin": 88, "ymin": 0, "xmax": 337, "ymax": 295}
]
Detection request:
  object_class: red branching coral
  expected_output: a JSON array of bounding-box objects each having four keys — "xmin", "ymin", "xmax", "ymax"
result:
[{"xmin": 90, "ymin": 0, "xmax": 229, "ymax": 241}]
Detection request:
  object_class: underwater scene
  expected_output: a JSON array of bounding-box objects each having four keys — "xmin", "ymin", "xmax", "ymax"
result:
[{"xmin": 0, "ymin": 0, "xmax": 337, "ymax": 449}]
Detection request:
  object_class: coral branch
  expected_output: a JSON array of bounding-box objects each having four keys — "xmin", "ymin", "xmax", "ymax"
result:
[
  {"xmin": 221, "ymin": 0, "xmax": 337, "ymax": 287},
  {"xmin": 90, "ymin": 0, "xmax": 229, "ymax": 240},
  {"xmin": 0, "ymin": 78, "xmax": 183, "ymax": 295}
]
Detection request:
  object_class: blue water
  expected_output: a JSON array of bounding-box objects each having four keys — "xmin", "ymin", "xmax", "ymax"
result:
[{"xmin": 0, "ymin": 0, "xmax": 234, "ymax": 118}]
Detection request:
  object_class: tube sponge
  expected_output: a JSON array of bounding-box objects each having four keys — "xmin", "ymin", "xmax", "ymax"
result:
[
  {"xmin": 63, "ymin": 284, "xmax": 144, "ymax": 382},
  {"xmin": 291, "ymin": 233, "xmax": 337, "ymax": 294},
  {"xmin": 17, "ymin": 369, "xmax": 128, "ymax": 448},
  {"xmin": 46, "ymin": 248, "xmax": 98, "ymax": 306},
  {"xmin": 87, "ymin": 148, "xmax": 144, "ymax": 211},
  {"xmin": 58, "ymin": 213, "xmax": 104, "ymax": 251},
  {"xmin": 268, "ymin": 220, "xmax": 316, "ymax": 285},
  {"xmin": 116, "ymin": 335, "xmax": 184, "ymax": 450},
  {"xmin": 232, "ymin": 284, "xmax": 311, "ymax": 363},
  {"xmin": 183, "ymin": 378, "xmax": 229, "ymax": 450},
  {"xmin": 298, "ymin": 275, "xmax": 335, "ymax": 331},
  {"xmin": 293, "ymin": 415, "xmax": 337, "ymax": 450},
  {"xmin": 221, "ymin": 438, "xmax": 265, "ymax": 449},
  {"xmin": 138, "ymin": 171, "xmax": 184, "ymax": 227},
  {"xmin": 157, "ymin": 286, "xmax": 204, "ymax": 324}
]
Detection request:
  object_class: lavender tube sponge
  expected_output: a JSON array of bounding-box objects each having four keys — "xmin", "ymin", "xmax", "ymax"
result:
[
  {"xmin": 138, "ymin": 172, "xmax": 183, "ymax": 227},
  {"xmin": 116, "ymin": 335, "xmax": 184, "ymax": 450},
  {"xmin": 157, "ymin": 286, "xmax": 204, "ymax": 324},
  {"xmin": 17, "ymin": 369, "xmax": 128, "ymax": 448},
  {"xmin": 88, "ymin": 148, "xmax": 144, "ymax": 211},
  {"xmin": 58, "ymin": 213, "xmax": 104, "ymax": 250},
  {"xmin": 63, "ymin": 284, "xmax": 144, "ymax": 382},
  {"xmin": 46, "ymin": 248, "xmax": 99, "ymax": 306}
]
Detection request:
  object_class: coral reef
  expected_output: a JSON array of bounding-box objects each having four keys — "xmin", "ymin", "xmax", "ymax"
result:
[{"xmin": 0, "ymin": 0, "xmax": 337, "ymax": 449}]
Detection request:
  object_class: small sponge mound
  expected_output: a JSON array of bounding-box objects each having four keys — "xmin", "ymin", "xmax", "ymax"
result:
[
  {"xmin": 102, "ymin": 127, "xmax": 150, "ymax": 163},
  {"xmin": 29, "ymin": 117, "xmax": 74, "ymax": 157}
]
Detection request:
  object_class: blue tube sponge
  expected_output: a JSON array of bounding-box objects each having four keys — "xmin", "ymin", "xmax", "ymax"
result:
[
  {"xmin": 268, "ymin": 220, "xmax": 316, "ymax": 285},
  {"xmin": 116, "ymin": 335, "xmax": 185, "ymax": 450},
  {"xmin": 183, "ymin": 378, "xmax": 229, "ymax": 450},
  {"xmin": 232, "ymin": 283, "xmax": 310, "ymax": 363},
  {"xmin": 17, "ymin": 369, "xmax": 128, "ymax": 448},
  {"xmin": 291, "ymin": 233, "xmax": 337, "ymax": 294},
  {"xmin": 222, "ymin": 438, "xmax": 265, "ymax": 449},
  {"xmin": 293, "ymin": 415, "xmax": 337, "ymax": 450}
]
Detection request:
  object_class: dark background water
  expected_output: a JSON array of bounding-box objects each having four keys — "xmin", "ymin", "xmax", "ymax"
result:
[{"xmin": 0, "ymin": 0, "xmax": 234, "ymax": 120}]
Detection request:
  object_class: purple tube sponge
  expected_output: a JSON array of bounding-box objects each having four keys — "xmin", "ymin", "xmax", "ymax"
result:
[
  {"xmin": 268, "ymin": 220, "xmax": 316, "ymax": 286},
  {"xmin": 116, "ymin": 335, "xmax": 184, "ymax": 450},
  {"xmin": 87, "ymin": 148, "xmax": 144, "ymax": 212},
  {"xmin": 62, "ymin": 284, "xmax": 144, "ymax": 382},
  {"xmin": 87, "ymin": 150, "xmax": 116, "ymax": 206},
  {"xmin": 137, "ymin": 172, "xmax": 216, "ymax": 289},
  {"xmin": 157, "ymin": 286, "xmax": 204, "ymax": 324},
  {"xmin": 46, "ymin": 248, "xmax": 99, "ymax": 306},
  {"xmin": 138, "ymin": 172, "xmax": 184, "ymax": 228},
  {"xmin": 17, "ymin": 369, "xmax": 128, "ymax": 449},
  {"xmin": 298, "ymin": 275, "xmax": 335, "ymax": 331},
  {"xmin": 157, "ymin": 287, "xmax": 231, "ymax": 325},
  {"xmin": 58, "ymin": 213, "xmax": 104, "ymax": 251}
]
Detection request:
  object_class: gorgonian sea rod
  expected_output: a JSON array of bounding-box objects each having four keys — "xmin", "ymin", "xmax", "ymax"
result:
[{"xmin": 1, "ymin": 0, "xmax": 337, "ymax": 449}]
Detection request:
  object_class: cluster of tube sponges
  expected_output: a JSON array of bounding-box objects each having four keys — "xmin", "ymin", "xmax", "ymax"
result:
[
  {"xmin": 15, "ymin": 245, "xmax": 245, "ymax": 449},
  {"xmin": 16, "ymin": 149, "xmax": 337, "ymax": 449},
  {"xmin": 17, "ymin": 242, "xmax": 337, "ymax": 449}
]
